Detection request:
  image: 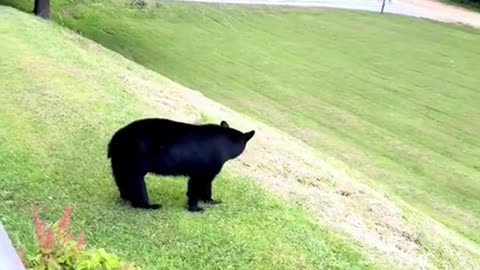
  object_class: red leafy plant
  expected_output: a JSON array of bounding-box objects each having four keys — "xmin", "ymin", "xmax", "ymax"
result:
[{"xmin": 16, "ymin": 205, "xmax": 141, "ymax": 270}]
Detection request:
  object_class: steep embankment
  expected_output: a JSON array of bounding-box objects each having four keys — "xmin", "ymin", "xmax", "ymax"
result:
[
  {"xmin": 0, "ymin": 6, "xmax": 376, "ymax": 270},
  {"xmin": 1, "ymin": 5, "xmax": 479, "ymax": 270}
]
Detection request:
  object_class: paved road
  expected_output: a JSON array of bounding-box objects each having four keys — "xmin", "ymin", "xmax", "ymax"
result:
[{"xmin": 177, "ymin": 0, "xmax": 480, "ymax": 28}]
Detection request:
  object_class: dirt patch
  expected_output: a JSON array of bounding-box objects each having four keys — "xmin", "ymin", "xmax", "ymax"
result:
[{"xmin": 396, "ymin": 0, "xmax": 480, "ymax": 28}]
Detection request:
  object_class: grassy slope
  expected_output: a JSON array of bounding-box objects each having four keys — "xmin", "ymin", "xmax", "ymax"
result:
[
  {"xmin": 0, "ymin": 6, "xmax": 373, "ymax": 270},
  {"xmin": 13, "ymin": 0, "xmax": 479, "ymax": 246}
]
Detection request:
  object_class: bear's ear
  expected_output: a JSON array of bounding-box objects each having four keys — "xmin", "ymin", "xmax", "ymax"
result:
[
  {"xmin": 220, "ymin": 120, "xmax": 230, "ymax": 128},
  {"xmin": 244, "ymin": 130, "xmax": 255, "ymax": 142}
]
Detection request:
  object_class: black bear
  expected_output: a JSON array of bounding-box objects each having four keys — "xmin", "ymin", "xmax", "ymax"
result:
[{"xmin": 107, "ymin": 117, "xmax": 255, "ymax": 212}]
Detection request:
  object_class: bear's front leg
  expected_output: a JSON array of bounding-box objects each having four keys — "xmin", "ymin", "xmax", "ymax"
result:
[
  {"xmin": 200, "ymin": 180, "xmax": 222, "ymax": 205},
  {"xmin": 186, "ymin": 177, "xmax": 204, "ymax": 212}
]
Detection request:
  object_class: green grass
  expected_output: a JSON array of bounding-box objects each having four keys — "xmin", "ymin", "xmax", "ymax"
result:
[
  {"xmin": 4, "ymin": 0, "xmax": 479, "ymax": 246},
  {"xmin": 0, "ymin": 6, "xmax": 374, "ymax": 270}
]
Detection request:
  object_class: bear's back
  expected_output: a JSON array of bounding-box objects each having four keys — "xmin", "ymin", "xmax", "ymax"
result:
[
  {"xmin": 125, "ymin": 118, "xmax": 232, "ymax": 146},
  {"xmin": 109, "ymin": 118, "xmax": 241, "ymax": 160}
]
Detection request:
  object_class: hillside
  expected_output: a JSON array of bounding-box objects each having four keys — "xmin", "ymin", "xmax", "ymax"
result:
[
  {"xmin": 0, "ymin": 6, "xmax": 375, "ymax": 270},
  {"xmin": 32, "ymin": 3, "xmax": 480, "ymax": 247},
  {"xmin": 45, "ymin": 0, "xmax": 480, "ymax": 248},
  {"xmin": 1, "ymin": 2, "xmax": 480, "ymax": 270}
]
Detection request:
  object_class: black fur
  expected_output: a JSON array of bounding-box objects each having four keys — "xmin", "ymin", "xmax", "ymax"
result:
[{"xmin": 107, "ymin": 118, "xmax": 255, "ymax": 212}]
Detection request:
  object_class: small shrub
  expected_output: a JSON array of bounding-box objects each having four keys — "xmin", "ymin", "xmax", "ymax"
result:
[
  {"xmin": 129, "ymin": 0, "xmax": 148, "ymax": 9},
  {"xmin": 16, "ymin": 205, "xmax": 141, "ymax": 270}
]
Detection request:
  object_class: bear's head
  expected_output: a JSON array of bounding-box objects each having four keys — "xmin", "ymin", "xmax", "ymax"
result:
[{"xmin": 219, "ymin": 120, "xmax": 255, "ymax": 159}]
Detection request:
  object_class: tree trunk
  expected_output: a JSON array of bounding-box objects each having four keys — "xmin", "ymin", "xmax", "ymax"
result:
[{"xmin": 33, "ymin": 0, "xmax": 50, "ymax": 20}]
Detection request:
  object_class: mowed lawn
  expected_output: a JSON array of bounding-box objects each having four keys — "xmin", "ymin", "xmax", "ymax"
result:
[
  {"xmin": 3, "ymin": 0, "xmax": 478, "ymax": 245},
  {"xmin": 0, "ymin": 6, "xmax": 374, "ymax": 270}
]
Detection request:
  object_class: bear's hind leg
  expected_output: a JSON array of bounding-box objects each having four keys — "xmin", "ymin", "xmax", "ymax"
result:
[
  {"xmin": 114, "ymin": 174, "xmax": 132, "ymax": 202},
  {"xmin": 129, "ymin": 174, "xmax": 161, "ymax": 210},
  {"xmin": 111, "ymin": 159, "xmax": 132, "ymax": 202},
  {"xmin": 186, "ymin": 177, "xmax": 204, "ymax": 212}
]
